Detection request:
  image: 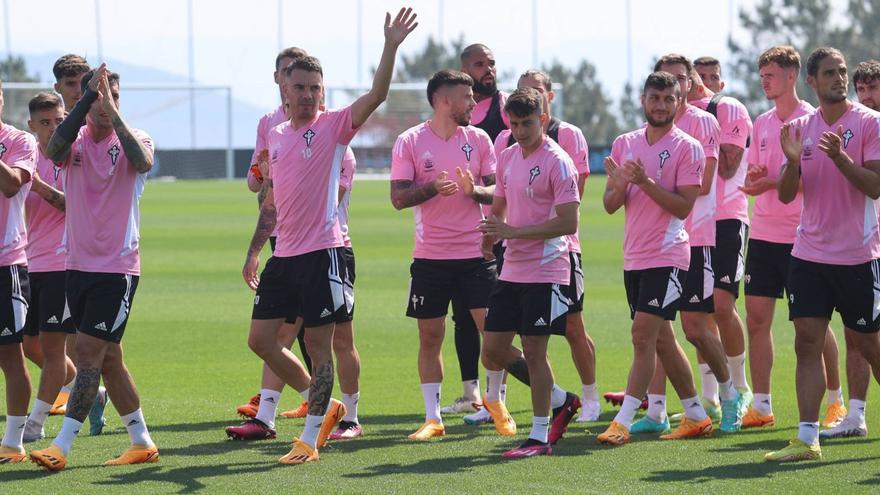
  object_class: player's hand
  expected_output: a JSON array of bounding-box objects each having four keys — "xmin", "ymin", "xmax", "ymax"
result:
[
  {"xmin": 87, "ymin": 63, "xmax": 108, "ymax": 93},
  {"xmin": 256, "ymin": 149, "xmax": 270, "ymax": 178},
  {"xmin": 779, "ymin": 122, "xmax": 803, "ymax": 163},
  {"xmin": 604, "ymin": 156, "xmax": 631, "ymax": 189},
  {"xmin": 98, "ymin": 71, "xmax": 117, "ymax": 114},
  {"xmin": 624, "ymin": 158, "xmax": 648, "ymax": 186},
  {"xmin": 456, "ymin": 166, "xmax": 476, "ymax": 197},
  {"xmin": 243, "ymin": 255, "xmax": 260, "ymax": 290},
  {"xmin": 739, "ymin": 177, "xmax": 776, "ymax": 196},
  {"xmin": 480, "ymin": 233, "xmax": 497, "ymax": 261},
  {"xmin": 434, "ymin": 170, "xmax": 459, "ymax": 196},
  {"xmin": 479, "ymin": 215, "xmax": 516, "ymax": 239},
  {"xmin": 384, "ymin": 7, "xmax": 418, "ymax": 47},
  {"xmin": 818, "ymin": 125, "xmax": 849, "ymax": 165}
]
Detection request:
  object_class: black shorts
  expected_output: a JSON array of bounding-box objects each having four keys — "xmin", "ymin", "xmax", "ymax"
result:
[
  {"xmin": 484, "ymin": 280, "xmax": 570, "ymax": 336},
  {"xmin": 252, "ymin": 248, "xmax": 347, "ymax": 328},
  {"xmin": 623, "ymin": 266, "xmax": 687, "ymax": 321},
  {"xmin": 337, "ymin": 247, "xmax": 356, "ymax": 323},
  {"xmin": 680, "ymin": 247, "xmax": 715, "ymax": 313},
  {"xmin": 269, "ymin": 236, "xmax": 277, "ymax": 253},
  {"xmin": 24, "ymin": 271, "xmax": 74, "ymax": 336},
  {"xmin": 713, "ymin": 219, "xmax": 748, "ymax": 297},
  {"xmin": 493, "ymin": 242, "xmax": 505, "ymax": 276},
  {"xmin": 566, "ymin": 252, "xmax": 584, "ymax": 313},
  {"xmin": 406, "ymin": 257, "xmax": 496, "ymax": 319},
  {"xmin": 65, "ymin": 270, "xmax": 139, "ymax": 344},
  {"xmin": 788, "ymin": 257, "xmax": 880, "ymax": 333},
  {"xmin": 0, "ymin": 265, "xmax": 29, "ymax": 345},
  {"xmin": 744, "ymin": 239, "xmax": 792, "ymax": 299}
]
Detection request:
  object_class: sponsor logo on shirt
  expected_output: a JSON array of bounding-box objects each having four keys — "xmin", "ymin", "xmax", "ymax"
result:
[
  {"xmin": 461, "ymin": 143, "xmax": 473, "ymax": 161},
  {"xmin": 732, "ymin": 125, "xmax": 742, "ymax": 136},
  {"xmin": 842, "ymin": 129, "xmax": 854, "ymax": 149},
  {"xmin": 760, "ymin": 130, "xmax": 767, "ymax": 150},
  {"xmin": 802, "ymin": 137, "xmax": 813, "ymax": 160}
]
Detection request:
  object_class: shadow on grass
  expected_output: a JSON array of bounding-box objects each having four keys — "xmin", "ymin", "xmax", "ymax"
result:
[
  {"xmin": 709, "ymin": 436, "xmax": 878, "ymax": 454},
  {"xmin": 642, "ymin": 455, "xmax": 880, "ymax": 483},
  {"xmin": 92, "ymin": 461, "xmax": 284, "ymax": 494},
  {"xmin": 150, "ymin": 420, "xmax": 245, "ymax": 433}
]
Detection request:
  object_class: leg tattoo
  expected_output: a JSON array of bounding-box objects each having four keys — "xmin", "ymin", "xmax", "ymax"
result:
[
  {"xmin": 65, "ymin": 368, "xmax": 101, "ymax": 422},
  {"xmin": 308, "ymin": 361, "xmax": 334, "ymax": 416},
  {"xmin": 506, "ymin": 357, "xmax": 531, "ymax": 386}
]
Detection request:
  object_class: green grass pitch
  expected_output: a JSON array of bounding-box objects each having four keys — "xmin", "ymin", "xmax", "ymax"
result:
[{"xmin": 2, "ymin": 178, "xmax": 879, "ymax": 493}]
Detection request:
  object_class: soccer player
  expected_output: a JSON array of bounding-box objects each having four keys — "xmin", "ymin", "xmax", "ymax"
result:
[
  {"xmin": 53, "ymin": 54, "xmax": 90, "ymax": 111},
  {"xmin": 30, "ymin": 64, "xmax": 159, "ymax": 471},
  {"xmin": 687, "ymin": 58, "xmax": 755, "ymax": 410},
  {"xmin": 487, "ymin": 70, "xmax": 600, "ymax": 424},
  {"xmin": 597, "ymin": 71, "xmax": 712, "ymax": 446},
  {"xmin": 479, "ymin": 86, "xmax": 581, "ymax": 458},
  {"xmin": 766, "ymin": 47, "xmax": 880, "ymax": 462},
  {"xmin": 242, "ymin": 8, "xmax": 417, "ymax": 465},
  {"xmin": 632, "ymin": 55, "xmax": 744, "ymax": 434},
  {"xmin": 390, "ymin": 69, "xmax": 497, "ymax": 440},
  {"xmin": 0, "ymin": 77, "xmax": 37, "ymax": 464},
  {"xmin": 819, "ymin": 59, "xmax": 880, "ymax": 439},
  {"xmin": 20, "ymin": 93, "xmax": 79, "ymax": 443},
  {"xmin": 693, "ymin": 57, "xmax": 725, "ymax": 94}
]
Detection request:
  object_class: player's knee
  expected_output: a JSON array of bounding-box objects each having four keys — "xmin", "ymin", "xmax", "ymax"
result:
[
  {"xmin": 248, "ymin": 333, "xmax": 274, "ymax": 358},
  {"xmin": 794, "ymin": 331, "xmax": 824, "ymax": 356}
]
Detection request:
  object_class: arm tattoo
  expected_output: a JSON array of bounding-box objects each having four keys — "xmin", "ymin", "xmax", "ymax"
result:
[
  {"xmin": 44, "ymin": 189, "xmax": 66, "ymax": 212},
  {"xmin": 308, "ymin": 360, "xmax": 335, "ymax": 415},
  {"xmin": 247, "ymin": 195, "xmax": 276, "ymax": 257},
  {"xmin": 390, "ymin": 180, "xmax": 437, "ymax": 210},
  {"xmin": 65, "ymin": 368, "xmax": 102, "ymax": 422},
  {"xmin": 112, "ymin": 115, "xmax": 153, "ymax": 173},
  {"xmin": 470, "ymin": 174, "xmax": 497, "ymax": 205},
  {"xmin": 46, "ymin": 132, "xmax": 72, "ymax": 163},
  {"xmin": 256, "ymin": 179, "xmax": 269, "ymax": 207},
  {"xmin": 505, "ymin": 357, "xmax": 531, "ymax": 386}
]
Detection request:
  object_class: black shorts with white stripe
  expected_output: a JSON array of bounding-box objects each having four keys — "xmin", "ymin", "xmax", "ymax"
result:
[
  {"xmin": 0, "ymin": 264, "xmax": 30, "ymax": 345},
  {"xmin": 713, "ymin": 219, "xmax": 748, "ymax": 297},
  {"xmin": 566, "ymin": 251, "xmax": 585, "ymax": 314},
  {"xmin": 65, "ymin": 270, "xmax": 139, "ymax": 344},
  {"xmin": 252, "ymin": 247, "xmax": 348, "ymax": 328},
  {"xmin": 788, "ymin": 256, "xmax": 880, "ymax": 333},
  {"xmin": 24, "ymin": 271, "xmax": 75, "ymax": 336},
  {"xmin": 484, "ymin": 280, "xmax": 570, "ymax": 336},
  {"xmin": 336, "ymin": 246, "xmax": 356, "ymax": 323},
  {"xmin": 623, "ymin": 266, "xmax": 687, "ymax": 321},
  {"xmin": 679, "ymin": 246, "xmax": 715, "ymax": 313}
]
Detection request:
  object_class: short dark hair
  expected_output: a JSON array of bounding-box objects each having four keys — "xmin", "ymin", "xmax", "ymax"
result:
[
  {"xmin": 28, "ymin": 92, "xmax": 64, "ymax": 115},
  {"xmin": 853, "ymin": 60, "xmax": 880, "ymax": 86},
  {"xmin": 654, "ymin": 53, "xmax": 693, "ymax": 74},
  {"xmin": 426, "ymin": 70, "xmax": 473, "ymax": 107},
  {"xmin": 275, "ymin": 47, "xmax": 308, "ymax": 70},
  {"xmin": 806, "ymin": 47, "xmax": 845, "ymax": 77},
  {"xmin": 693, "ymin": 56, "xmax": 720, "ymax": 68},
  {"xmin": 52, "ymin": 54, "xmax": 90, "ymax": 81},
  {"xmin": 643, "ymin": 71, "xmax": 680, "ymax": 95},
  {"xmin": 758, "ymin": 46, "xmax": 801, "ymax": 71},
  {"xmin": 460, "ymin": 43, "xmax": 491, "ymax": 64},
  {"xmin": 283, "ymin": 56, "xmax": 323, "ymax": 77},
  {"xmin": 519, "ymin": 70, "xmax": 552, "ymax": 91},
  {"xmin": 79, "ymin": 69, "xmax": 121, "ymax": 93},
  {"xmin": 504, "ymin": 87, "xmax": 543, "ymax": 118}
]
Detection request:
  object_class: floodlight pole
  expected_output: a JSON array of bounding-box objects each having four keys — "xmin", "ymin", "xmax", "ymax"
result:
[
  {"xmin": 95, "ymin": 0, "xmax": 104, "ymax": 61},
  {"xmin": 531, "ymin": 0, "xmax": 538, "ymax": 67},
  {"xmin": 188, "ymin": 0, "xmax": 197, "ymax": 148},
  {"xmin": 357, "ymin": 0, "xmax": 363, "ymax": 85},
  {"xmin": 3, "ymin": 0, "xmax": 11, "ymax": 57},
  {"xmin": 277, "ymin": 0, "xmax": 283, "ymax": 51},
  {"xmin": 625, "ymin": 0, "xmax": 633, "ymax": 84}
]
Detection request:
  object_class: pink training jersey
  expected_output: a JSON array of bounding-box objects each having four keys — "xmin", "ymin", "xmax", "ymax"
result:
[
  {"xmin": 0, "ymin": 124, "xmax": 35, "ymax": 267},
  {"xmin": 339, "ymin": 146, "xmax": 357, "ymax": 248},
  {"xmin": 267, "ymin": 106, "xmax": 359, "ymax": 257},
  {"xmin": 748, "ymin": 100, "xmax": 815, "ymax": 244},
  {"xmin": 472, "ymin": 91, "xmax": 511, "ymax": 129},
  {"xmin": 25, "ymin": 148, "xmax": 66, "ymax": 272},
  {"xmin": 248, "ymin": 104, "xmax": 287, "ymax": 192},
  {"xmin": 676, "ymin": 105, "xmax": 721, "ymax": 247},
  {"xmin": 612, "ymin": 126, "xmax": 705, "ymax": 271},
  {"xmin": 693, "ymin": 95, "xmax": 752, "ymax": 224},
  {"xmin": 495, "ymin": 136, "xmax": 580, "ymax": 285},
  {"xmin": 62, "ymin": 126, "xmax": 152, "ymax": 276},
  {"xmin": 791, "ymin": 102, "xmax": 880, "ymax": 265},
  {"xmin": 391, "ymin": 122, "xmax": 496, "ymax": 259},
  {"xmin": 494, "ymin": 121, "xmax": 590, "ymax": 253}
]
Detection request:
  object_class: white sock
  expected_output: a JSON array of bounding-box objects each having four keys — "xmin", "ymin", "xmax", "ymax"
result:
[
  {"xmin": 255, "ymin": 389, "xmax": 280, "ymax": 429},
  {"xmin": 798, "ymin": 421, "xmax": 820, "ymax": 446},
  {"xmin": 421, "ymin": 383, "xmax": 441, "ymax": 422},
  {"xmin": 753, "ymin": 393, "xmax": 773, "ymax": 415},
  {"xmin": 342, "ymin": 392, "xmax": 360, "ymax": 423},
  {"xmin": 550, "ymin": 385, "xmax": 567, "ymax": 409},
  {"xmin": 727, "ymin": 353, "xmax": 749, "ymax": 390},
  {"xmin": 646, "ymin": 394, "xmax": 667, "ymax": 422},
  {"xmin": 298, "ymin": 387, "xmax": 310, "ymax": 402},
  {"xmin": 300, "ymin": 414, "xmax": 324, "ymax": 448},
  {"xmin": 827, "ymin": 388, "xmax": 842, "ymax": 406},
  {"xmin": 528, "ymin": 416, "xmax": 550, "ymax": 443},
  {"xmin": 29, "ymin": 399, "xmax": 53, "ymax": 428},
  {"xmin": 463, "ymin": 379, "xmax": 479, "ymax": 401},
  {"xmin": 121, "ymin": 409, "xmax": 155, "ymax": 447},
  {"xmin": 486, "ymin": 369, "xmax": 504, "ymax": 402},
  {"xmin": 699, "ymin": 363, "xmax": 719, "ymax": 403},
  {"xmin": 681, "ymin": 396, "xmax": 708, "ymax": 421},
  {"xmin": 582, "ymin": 383, "xmax": 599, "ymax": 402},
  {"xmin": 613, "ymin": 395, "xmax": 643, "ymax": 429},
  {"xmin": 849, "ymin": 399, "xmax": 866, "ymax": 423},
  {"xmin": 718, "ymin": 379, "xmax": 736, "ymax": 402},
  {"xmin": 61, "ymin": 378, "xmax": 75, "ymax": 394},
  {"xmin": 1, "ymin": 415, "xmax": 27, "ymax": 449},
  {"xmin": 500, "ymin": 384, "xmax": 508, "ymax": 404},
  {"xmin": 53, "ymin": 417, "xmax": 83, "ymax": 455}
]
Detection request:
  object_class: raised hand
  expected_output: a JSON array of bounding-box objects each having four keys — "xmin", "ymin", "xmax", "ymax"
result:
[
  {"xmin": 455, "ymin": 166, "xmax": 475, "ymax": 196},
  {"xmin": 739, "ymin": 164, "xmax": 774, "ymax": 196},
  {"xmin": 624, "ymin": 158, "xmax": 648, "ymax": 186},
  {"xmin": 384, "ymin": 7, "xmax": 418, "ymax": 47},
  {"xmin": 818, "ymin": 125, "xmax": 846, "ymax": 162},
  {"xmin": 434, "ymin": 170, "xmax": 459, "ymax": 196},
  {"xmin": 604, "ymin": 156, "xmax": 630, "ymax": 189},
  {"xmin": 779, "ymin": 122, "xmax": 803, "ymax": 163},
  {"xmin": 99, "ymin": 71, "xmax": 118, "ymax": 114},
  {"xmin": 87, "ymin": 63, "xmax": 108, "ymax": 93}
]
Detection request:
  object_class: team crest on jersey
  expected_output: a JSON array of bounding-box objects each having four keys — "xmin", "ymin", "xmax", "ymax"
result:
[
  {"xmin": 303, "ymin": 128, "xmax": 316, "ymax": 146},
  {"xmin": 760, "ymin": 130, "xmax": 768, "ymax": 150},
  {"xmin": 529, "ymin": 165, "xmax": 541, "ymax": 185},
  {"xmin": 803, "ymin": 137, "xmax": 813, "ymax": 160},
  {"xmin": 658, "ymin": 150, "xmax": 670, "ymax": 168},
  {"xmin": 842, "ymin": 129, "xmax": 854, "ymax": 149},
  {"xmin": 421, "ymin": 151, "xmax": 434, "ymax": 170},
  {"xmin": 0, "ymin": 143, "xmax": 6, "ymax": 159},
  {"xmin": 461, "ymin": 143, "xmax": 473, "ymax": 161},
  {"xmin": 108, "ymin": 145, "xmax": 121, "ymax": 166},
  {"xmin": 53, "ymin": 164, "xmax": 62, "ymax": 182}
]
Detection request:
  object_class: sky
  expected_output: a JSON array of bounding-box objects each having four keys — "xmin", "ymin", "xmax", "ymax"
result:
[{"xmin": 4, "ymin": 0, "xmax": 761, "ymax": 112}]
